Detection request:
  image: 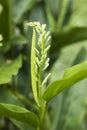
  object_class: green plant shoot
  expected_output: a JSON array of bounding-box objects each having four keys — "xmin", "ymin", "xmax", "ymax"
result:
[{"xmin": 27, "ymin": 22, "xmax": 51, "ymax": 129}]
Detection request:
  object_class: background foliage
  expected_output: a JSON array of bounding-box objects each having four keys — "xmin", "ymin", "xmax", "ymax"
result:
[{"xmin": 0, "ymin": 0, "xmax": 87, "ymax": 130}]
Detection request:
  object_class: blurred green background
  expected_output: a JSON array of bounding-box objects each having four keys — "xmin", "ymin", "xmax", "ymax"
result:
[{"xmin": 0, "ymin": 0, "xmax": 87, "ymax": 130}]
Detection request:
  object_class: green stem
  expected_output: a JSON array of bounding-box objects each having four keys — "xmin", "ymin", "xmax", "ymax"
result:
[
  {"xmin": 37, "ymin": 66, "xmax": 47, "ymax": 129},
  {"xmin": 39, "ymin": 101, "xmax": 47, "ymax": 130}
]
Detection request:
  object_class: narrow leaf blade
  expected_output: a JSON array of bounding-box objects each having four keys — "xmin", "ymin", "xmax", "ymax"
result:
[{"xmin": 42, "ymin": 61, "xmax": 87, "ymax": 101}]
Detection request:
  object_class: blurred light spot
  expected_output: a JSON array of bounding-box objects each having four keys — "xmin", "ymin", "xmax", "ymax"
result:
[{"xmin": 0, "ymin": 3, "xmax": 3, "ymax": 14}]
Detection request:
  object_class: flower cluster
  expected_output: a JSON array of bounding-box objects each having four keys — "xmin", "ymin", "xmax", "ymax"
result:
[{"xmin": 27, "ymin": 22, "xmax": 51, "ymax": 87}]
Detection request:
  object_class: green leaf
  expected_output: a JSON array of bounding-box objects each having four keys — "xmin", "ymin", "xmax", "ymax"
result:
[
  {"xmin": 50, "ymin": 42, "xmax": 87, "ymax": 82},
  {"xmin": 57, "ymin": 0, "xmax": 70, "ymax": 30},
  {"xmin": 44, "ymin": 0, "xmax": 60, "ymax": 17},
  {"xmin": 13, "ymin": 0, "xmax": 36, "ymax": 23},
  {"xmin": 49, "ymin": 43, "xmax": 87, "ymax": 130},
  {"xmin": 51, "ymin": 27, "xmax": 87, "ymax": 52},
  {"xmin": 50, "ymin": 0, "xmax": 87, "ymax": 52},
  {"xmin": 0, "ymin": 103, "xmax": 39, "ymax": 127},
  {"xmin": 0, "ymin": 55, "xmax": 22, "ymax": 84},
  {"xmin": 11, "ymin": 35, "xmax": 27, "ymax": 45},
  {"xmin": 0, "ymin": 87, "xmax": 24, "ymax": 106},
  {"xmin": 68, "ymin": 0, "xmax": 87, "ymax": 27},
  {"xmin": 31, "ymin": 29, "xmax": 39, "ymax": 106},
  {"xmin": 42, "ymin": 61, "xmax": 87, "ymax": 101},
  {"xmin": 57, "ymin": 80, "xmax": 87, "ymax": 130},
  {"xmin": 45, "ymin": 6, "xmax": 56, "ymax": 32},
  {"xmin": 11, "ymin": 119, "xmax": 34, "ymax": 130}
]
